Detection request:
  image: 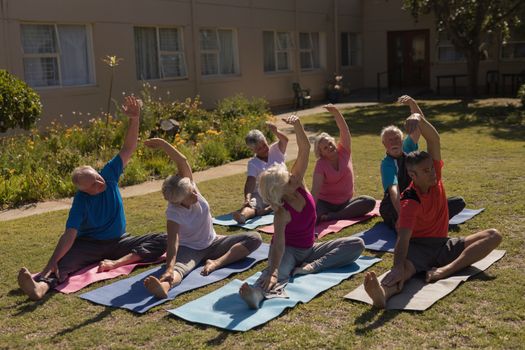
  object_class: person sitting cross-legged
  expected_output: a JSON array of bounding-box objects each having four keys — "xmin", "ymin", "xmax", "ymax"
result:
[
  {"xmin": 363, "ymin": 109, "xmax": 502, "ymax": 308},
  {"xmin": 238, "ymin": 115, "xmax": 365, "ymax": 309},
  {"xmin": 311, "ymin": 104, "xmax": 376, "ymax": 222},
  {"xmin": 17, "ymin": 96, "xmax": 167, "ymax": 301},
  {"xmin": 142, "ymin": 138, "xmax": 262, "ymax": 299},
  {"xmin": 232, "ymin": 122, "xmax": 288, "ymax": 224}
]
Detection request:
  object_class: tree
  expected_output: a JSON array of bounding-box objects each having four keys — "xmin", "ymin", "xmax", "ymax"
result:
[
  {"xmin": 0, "ymin": 70, "xmax": 42, "ymax": 132},
  {"xmin": 403, "ymin": 0, "xmax": 525, "ymax": 96}
]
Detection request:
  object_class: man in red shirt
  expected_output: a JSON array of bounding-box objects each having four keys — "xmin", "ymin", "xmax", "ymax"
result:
[{"xmin": 363, "ymin": 108, "xmax": 502, "ymax": 308}]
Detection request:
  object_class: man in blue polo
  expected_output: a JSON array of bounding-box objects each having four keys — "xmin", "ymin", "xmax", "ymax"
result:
[{"xmin": 18, "ymin": 96, "xmax": 166, "ymax": 301}]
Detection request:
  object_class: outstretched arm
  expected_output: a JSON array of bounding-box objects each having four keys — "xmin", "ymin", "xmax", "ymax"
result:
[
  {"xmin": 119, "ymin": 96, "xmax": 141, "ymax": 167},
  {"xmin": 405, "ymin": 113, "xmax": 441, "ymax": 162},
  {"xmin": 40, "ymin": 228, "xmax": 78, "ymax": 280},
  {"xmin": 381, "ymin": 227, "xmax": 412, "ymax": 289},
  {"xmin": 260, "ymin": 207, "xmax": 290, "ymax": 291},
  {"xmin": 266, "ymin": 122, "xmax": 289, "ymax": 154},
  {"xmin": 159, "ymin": 220, "xmax": 181, "ymax": 284},
  {"xmin": 324, "ymin": 104, "xmax": 351, "ymax": 152},
  {"xmin": 285, "ymin": 115, "xmax": 310, "ymax": 184},
  {"xmin": 144, "ymin": 138, "xmax": 193, "ymax": 181},
  {"xmin": 398, "ymin": 95, "xmax": 422, "ymax": 144}
]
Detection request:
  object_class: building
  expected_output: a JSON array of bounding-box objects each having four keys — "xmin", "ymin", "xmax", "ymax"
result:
[{"xmin": 1, "ymin": 0, "xmax": 524, "ymax": 127}]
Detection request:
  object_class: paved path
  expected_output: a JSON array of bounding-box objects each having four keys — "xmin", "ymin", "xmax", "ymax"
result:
[{"xmin": 0, "ymin": 101, "xmax": 377, "ymax": 222}]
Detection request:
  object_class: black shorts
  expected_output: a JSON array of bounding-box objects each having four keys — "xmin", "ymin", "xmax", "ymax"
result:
[{"xmin": 407, "ymin": 237, "xmax": 465, "ymax": 273}]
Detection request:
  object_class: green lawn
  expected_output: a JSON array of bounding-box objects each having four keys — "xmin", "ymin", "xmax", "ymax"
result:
[{"xmin": 1, "ymin": 99, "xmax": 524, "ymax": 349}]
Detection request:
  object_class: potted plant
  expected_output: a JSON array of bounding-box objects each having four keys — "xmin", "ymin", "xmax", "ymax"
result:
[{"xmin": 326, "ymin": 74, "xmax": 343, "ymax": 103}]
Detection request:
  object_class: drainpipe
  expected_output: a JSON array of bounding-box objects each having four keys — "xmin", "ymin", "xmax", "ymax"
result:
[
  {"xmin": 191, "ymin": 0, "xmax": 199, "ymax": 98},
  {"xmin": 334, "ymin": 0, "xmax": 339, "ymax": 75},
  {"xmin": 294, "ymin": 0, "xmax": 300, "ymax": 84}
]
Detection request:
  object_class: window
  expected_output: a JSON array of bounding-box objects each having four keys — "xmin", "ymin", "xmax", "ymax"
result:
[
  {"xmin": 341, "ymin": 32, "xmax": 362, "ymax": 66},
  {"xmin": 200, "ymin": 28, "xmax": 239, "ymax": 76},
  {"xmin": 134, "ymin": 27, "xmax": 187, "ymax": 80},
  {"xmin": 501, "ymin": 31, "xmax": 525, "ymax": 59},
  {"xmin": 20, "ymin": 24, "xmax": 94, "ymax": 87},
  {"xmin": 263, "ymin": 31, "xmax": 293, "ymax": 72},
  {"xmin": 437, "ymin": 32, "xmax": 464, "ymax": 62},
  {"xmin": 299, "ymin": 32, "xmax": 322, "ymax": 70}
]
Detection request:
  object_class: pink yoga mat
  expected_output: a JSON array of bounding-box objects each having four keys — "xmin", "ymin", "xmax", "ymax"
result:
[
  {"xmin": 258, "ymin": 200, "xmax": 380, "ymax": 238},
  {"xmin": 33, "ymin": 255, "xmax": 166, "ymax": 294}
]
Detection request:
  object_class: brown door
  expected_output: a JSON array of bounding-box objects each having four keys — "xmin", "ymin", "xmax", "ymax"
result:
[{"xmin": 387, "ymin": 30, "xmax": 430, "ymax": 88}]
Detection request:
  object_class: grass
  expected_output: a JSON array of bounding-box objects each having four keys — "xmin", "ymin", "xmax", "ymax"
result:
[{"xmin": 1, "ymin": 99, "xmax": 524, "ymax": 349}]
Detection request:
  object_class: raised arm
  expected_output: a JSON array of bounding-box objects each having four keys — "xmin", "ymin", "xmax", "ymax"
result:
[
  {"xmin": 324, "ymin": 104, "xmax": 351, "ymax": 151},
  {"xmin": 285, "ymin": 115, "xmax": 310, "ymax": 183},
  {"xmin": 266, "ymin": 122, "xmax": 289, "ymax": 154},
  {"xmin": 144, "ymin": 138, "xmax": 193, "ymax": 181},
  {"xmin": 119, "ymin": 96, "xmax": 141, "ymax": 167},
  {"xmin": 398, "ymin": 95, "xmax": 422, "ymax": 144},
  {"xmin": 405, "ymin": 111, "xmax": 441, "ymax": 161}
]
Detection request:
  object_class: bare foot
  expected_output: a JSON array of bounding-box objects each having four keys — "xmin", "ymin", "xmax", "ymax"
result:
[
  {"xmin": 426, "ymin": 267, "xmax": 446, "ymax": 283},
  {"xmin": 363, "ymin": 271, "xmax": 386, "ymax": 308},
  {"xmin": 143, "ymin": 276, "xmax": 169, "ymax": 299},
  {"xmin": 232, "ymin": 211, "xmax": 246, "ymax": 224},
  {"xmin": 98, "ymin": 259, "xmax": 116, "ymax": 272},
  {"xmin": 239, "ymin": 282, "xmax": 263, "ymax": 309},
  {"xmin": 18, "ymin": 268, "xmax": 48, "ymax": 301},
  {"xmin": 201, "ymin": 259, "xmax": 219, "ymax": 276},
  {"xmin": 293, "ymin": 263, "xmax": 315, "ymax": 276}
]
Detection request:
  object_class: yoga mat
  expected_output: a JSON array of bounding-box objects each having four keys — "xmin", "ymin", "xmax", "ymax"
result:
[
  {"xmin": 449, "ymin": 208, "xmax": 484, "ymax": 225},
  {"xmin": 259, "ymin": 200, "xmax": 381, "ymax": 236},
  {"xmin": 353, "ymin": 208, "xmax": 486, "ymax": 253},
  {"xmin": 55, "ymin": 255, "xmax": 165, "ymax": 294},
  {"xmin": 213, "ymin": 213, "xmax": 274, "ymax": 230},
  {"xmin": 79, "ymin": 243, "xmax": 269, "ymax": 313},
  {"xmin": 168, "ymin": 256, "xmax": 381, "ymax": 331},
  {"xmin": 344, "ymin": 249, "xmax": 505, "ymax": 311}
]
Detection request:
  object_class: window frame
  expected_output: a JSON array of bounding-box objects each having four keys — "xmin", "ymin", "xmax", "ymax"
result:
[
  {"xmin": 199, "ymin": 27, "xmax": 240, "ymax": 78},
  {"xmin": 134, "ymin": 26, "xmax": 188, "ymax": 81},
  {"xmin": 299, "ymin": 31, "xmax": 323, "ymax": 72},
  {"xmin": 341, "ymin": 31, "xmax": 362, "ymax": 67},
  {"xmin": 20, "ymin": 22, "xmax": 95, "ymax": 89},
  {"xmin": 263, "ymin": 30, "xmax": 294, "ymax": 74},
  {"xmin": 500, "ymin": 32, "xmax": 525, "ymax": 61}
]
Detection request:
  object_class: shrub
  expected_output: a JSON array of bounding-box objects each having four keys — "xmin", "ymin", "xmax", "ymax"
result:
[
  {"xmin": 0, "ymin": 70, "xmax": 42, "ymax": 132},
  {"xmin": 517, "ymin": 83, "xmax": 525, "ymax": 109}
]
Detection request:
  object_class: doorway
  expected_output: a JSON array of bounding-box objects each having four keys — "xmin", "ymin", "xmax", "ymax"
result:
[{"xmin": 387, "ymin": 30, "xmax": 430, "ymax": 88}]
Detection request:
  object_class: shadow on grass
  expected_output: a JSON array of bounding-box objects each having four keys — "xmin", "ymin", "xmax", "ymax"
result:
[
  {"xmin": 354, "ymin": 307, "xmax": 401, "ymax": 334},
  {"xmin": 303, "ymin": 101, "xmax": 524, "ymax": 141},
  {"xmin": 12, "ymin": 290, "xmax": 54, "ymax": 316},
  {"xmin": 52, "ymin": 308, "xmax": 114, "ymax": 339}
]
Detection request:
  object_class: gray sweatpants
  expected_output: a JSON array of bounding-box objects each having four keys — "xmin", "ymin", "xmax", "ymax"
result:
[
  {"xmin": 37, "ymin": 233, "xmax": 167, "ymax": 287},
  {"xmin": 172, "ymin": 231, "xmax": 262, "ymax": 278},
  {"xmin": 316, "ymin": 195, "xmax": 376, "ymax": 221},
  {"xmin": 255, "ymin": 236, "xmax": 365, "ymax": 289}
]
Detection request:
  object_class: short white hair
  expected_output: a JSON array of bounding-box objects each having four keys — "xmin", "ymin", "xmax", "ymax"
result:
[
  {"xmin": 245, "ymin": 129, "xmax": 266, "ymax": 148},
  {"xmin": 71, "ymin": 166, "xmax": 96, "ymax": 187},
  {"xmin": 313, "ymin": 132, "xmax": 336, "ymax": 158},
  {"xmin": 161, "ymin": 174, "xmax": 193, "ymax": 204},
  {"xmin": 380, "ymin": 125, "xmax": 403, "ymax": 143},
  {"xmin": 258, "ymin": 163, "xmax": 290, "ymax": 208}
]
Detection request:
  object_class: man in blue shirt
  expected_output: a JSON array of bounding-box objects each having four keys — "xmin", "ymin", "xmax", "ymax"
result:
[
  {"xmin": 18, "ymin": 96, "xmax": 166, "ymax": 301},
  {"xmin": 379, "ymin": 95, "xmax": 465, "ymax": 229}
]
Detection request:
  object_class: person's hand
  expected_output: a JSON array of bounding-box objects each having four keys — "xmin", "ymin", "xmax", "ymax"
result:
[
  {"xmin": 144, "ymin": 138, "xmax": 167, "ymax": 149},
  {"xmin": 266, "ymin": 121, "xmax": 278, "ymax": 134},
  {"xmin": 260, "ymin": 271, "xmax": 278, "ymax": 292},
  {"xmin": 41, "ymin": 260, "xmax": 60, "ymax": 280},
  {"xmin": 159, "ymin": 270, "xmax": 175, "ymax": 286},
  {"xmin": 282, "ymin": 114, "xmax": 300, "ymax": 126},
  {"xmin": 381, "ymin": 266, "xmax": 405, "ymax": 291},
  {"xmin": 397, "ymin": 95, "xmax": 415, "ymax": 106},
  {"xmin": 323, "ymin": 104, "xmax": 338, "ymax": 114},
  {"xmin": 122, "ymin": 95, "xmax": 141, "ymax": 120},
  {"xmin": 405, "ymin": 113, "xmax": 421, "ymax": 135}
]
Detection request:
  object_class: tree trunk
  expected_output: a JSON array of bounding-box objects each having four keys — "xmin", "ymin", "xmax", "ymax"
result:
[{"xmin": 465, "ymin": 49, "xmax": 480, "ymax": 98}]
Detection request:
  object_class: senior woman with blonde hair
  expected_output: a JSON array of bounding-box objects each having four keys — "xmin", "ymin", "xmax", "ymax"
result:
[
  {"xmin": 311, "ymin": 104, "xmax": 376, "ymax": 222},
  {"xmin": 142, "ymin": 138, "xmax": 262, "ymax": 299},
  {"xmin": 239, "ymin": 115, "xmax": 365, "ymax": 309}
]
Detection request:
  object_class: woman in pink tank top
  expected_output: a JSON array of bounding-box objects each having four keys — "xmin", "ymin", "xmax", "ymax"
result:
[
  {"xmin": 311, "ymin": 104, "xmax": 376, "ymax": 222},
  {"xmin": 239, "ymin": 115, "xmax": 365, "ymax": 309}
]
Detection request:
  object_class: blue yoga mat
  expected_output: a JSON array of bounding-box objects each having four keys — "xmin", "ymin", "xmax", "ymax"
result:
[
  {"xmin": 79, "ymin": 243, "xmax": 269, "ymax": 313},
  {"xmin": 213, "ymin": 213, "xmax": 274, "ymax": 230},
  {"xmin": 354, "ymin": 208, "xmax": 485, "ymax": 253},
  {"xmin": 168, "ymin": 256, "xmax": 381, "ymax": 332}
]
